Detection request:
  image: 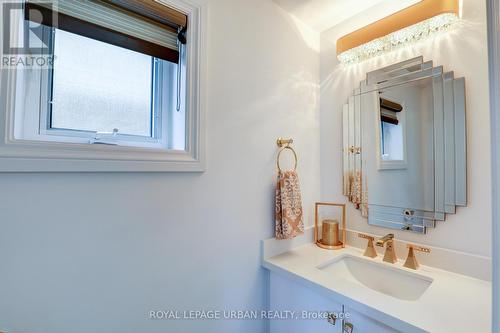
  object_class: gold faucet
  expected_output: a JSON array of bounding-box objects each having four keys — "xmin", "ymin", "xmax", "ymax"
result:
[
  {"xmin": 403, "ymin": 244, "xmax": 431, "ymax": 270},
  {"xmin": 376, "ymin": 234, "xmax": 397, "ymax": 263}
]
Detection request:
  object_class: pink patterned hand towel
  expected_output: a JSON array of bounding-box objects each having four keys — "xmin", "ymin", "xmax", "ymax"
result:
[{"xmin": 275, "ymin": 170, "xmax": 304, "ymax": 239}]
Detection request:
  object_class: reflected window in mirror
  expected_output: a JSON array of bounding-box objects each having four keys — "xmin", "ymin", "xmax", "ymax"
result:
[{"xmin": 377, "ymin": 96, "xmax": 407, "ymax": 169}]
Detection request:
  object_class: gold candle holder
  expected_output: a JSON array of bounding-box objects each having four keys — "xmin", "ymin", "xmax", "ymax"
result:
[
  {"xmin": 314, "ymin": 202, "xmax": 346, "ymax": 250},
  {"xmin": 321, "ymin": 219, "xmax": 340, "ymax": 246}
]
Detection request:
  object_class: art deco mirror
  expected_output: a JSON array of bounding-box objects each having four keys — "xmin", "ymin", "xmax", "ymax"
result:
[{"xmin": 343, "ymin": 57, "xmax": 466, "ymax": 233}]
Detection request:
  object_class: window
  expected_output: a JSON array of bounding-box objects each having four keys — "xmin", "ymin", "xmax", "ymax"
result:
[
  {"xmin": 33, "ymin": 27, "xmax": 185, "ymax": 149},
  {"xmin": 51, "ymin": 29, "xmax": 155, "ymax": 138},
  {"xmin": 377, "ymin": 96, "xmax": 407, "ymax": 170},
  {"xmin": 380, "ymin": 119, "xmax": 404, "ymax": 161},
  {"xmin": 17, "ymin": 0, "xmax": 187, "ymax": 149},
  {"xmin": 0, "ymin": 0, "xmax": 204, "ymax": 171}
]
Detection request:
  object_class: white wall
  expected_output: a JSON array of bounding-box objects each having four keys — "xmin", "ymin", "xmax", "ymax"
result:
[
  {"xmin": 0, "ymin": 0, "xmax": 320, "ymax": 332},
  {"xmin": 320, "ymin": 0, "xmax": 492, "ymax": 257}
]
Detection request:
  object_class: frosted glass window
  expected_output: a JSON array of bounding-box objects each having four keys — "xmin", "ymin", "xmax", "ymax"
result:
[
  {"xmin": 380, "ymin": 117, "xmax": 404, "ymax": 161},
  {"xmin": 50, "ymin": 29, "xmax": 154, "ymax": 137}
]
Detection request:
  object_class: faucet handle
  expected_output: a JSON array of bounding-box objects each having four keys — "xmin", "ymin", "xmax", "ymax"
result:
[
  {"xmin": 358, "ymin": 233, "xmax": 377, "ymax": 258},
  {"xmin": 358, "ymin": 233, "xmax": 374, "ymax": 240},
  {"xmin": 404, "ymin": 244, "xmax": 431, "ymax": 270},
  {"xmin": 410, "ymin": 244, "xmax": 431, "ymax": 253}
]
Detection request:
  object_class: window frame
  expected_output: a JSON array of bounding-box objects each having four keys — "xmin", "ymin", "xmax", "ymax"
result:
[
  {"xmin": 0, "ymin": 0, "xmax": 206, "ymax": 172},
  {"xmin": 375, "ymin": 93, "xmax": 408, "ymax": 170},
  {"xmin": 37, "ymin": 26, "xmax": 170, "ymax": 149}
]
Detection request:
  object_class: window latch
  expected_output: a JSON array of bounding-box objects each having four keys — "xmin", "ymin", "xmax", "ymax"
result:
[{"xmin": 90, "ymin": 128, "xmax": 119, "ymax": 145}]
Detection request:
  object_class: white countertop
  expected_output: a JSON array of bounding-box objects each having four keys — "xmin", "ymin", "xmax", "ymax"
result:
[{"xmin": 262, "ymin": 244, "xmax": 491, "ymax": 333}]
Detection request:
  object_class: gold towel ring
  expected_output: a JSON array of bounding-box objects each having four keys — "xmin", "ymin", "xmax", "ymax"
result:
[{"xmin": 277, "ymin": 146, "xmax": 298, "ymax": 172}]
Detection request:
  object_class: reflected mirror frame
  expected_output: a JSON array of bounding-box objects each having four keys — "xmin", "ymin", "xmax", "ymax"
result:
[
  {"xmin": 365, "ymin": 56, "xmax": 424, "ymax": 83},
  {"xmin": 366, "ymin": 60, "xmax": 435, "ymax": 85}
]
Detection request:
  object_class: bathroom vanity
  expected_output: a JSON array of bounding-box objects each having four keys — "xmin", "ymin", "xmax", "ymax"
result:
[
  {"xmin": 263, "ymin": 57, "xmax": 491, "ymax": 333},
  {"xmin": 262, "ymin": 241, "xmax": 491, "ymax": 333}
]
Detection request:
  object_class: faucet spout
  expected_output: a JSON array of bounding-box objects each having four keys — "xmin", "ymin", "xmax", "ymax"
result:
[{"xmin": 376, "ymin": 233, "xmax": 394, "ymax": 247}]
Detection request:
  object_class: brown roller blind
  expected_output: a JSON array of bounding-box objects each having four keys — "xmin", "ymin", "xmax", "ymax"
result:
[
  {"xmin": 381, "ymin": 114, "xmax": 399, "ymax": 125},
  {"xmin": 380, "ymin": 98, "xmax": 403, "ymax": 112},
  {"xmin": 380, "ymin": 99, "xmax": 401, "ymax": 125},
  {"xmin": 102, "ymin": 0, "xmax": 187, "ymax": 29},
  {"xmin": 24, "ymin": 0, "xmax": 186, "ymax": 63}
]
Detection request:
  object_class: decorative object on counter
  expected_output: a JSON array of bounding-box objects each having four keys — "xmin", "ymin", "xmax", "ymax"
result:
[
  {"xmin": 275, "ymin": 138, "xmax": 303, "ymax": 240},
  {"xmin": 314, "ymin": 202, "xmax": 346, "ymax": 250},
  {"xmin": 404, "ymin": 244, "xmax": 431, "ymax": 270},
  {"xmin": 358, "ymin": 233, "xmax": 377, "ymax": 258},
  {"xmin": 321, "ymin": 220, "xmax": 340, "ymax": 246},
  {"xmin": 337, "ymin": 0, "xmax": 460, "ymax": 63}
]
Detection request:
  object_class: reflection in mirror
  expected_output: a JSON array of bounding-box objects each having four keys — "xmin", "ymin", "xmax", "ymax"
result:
[
  {"xmin": 379, "ymin": 97, "xmax": 404, "ymax": 162},
  {"xmin": 343, "ymin": 57, "xmax": 467, "ymax": 234},
  {"xmin": 365, "ymin": 78, "xmax": 435, "ymax": 217}
]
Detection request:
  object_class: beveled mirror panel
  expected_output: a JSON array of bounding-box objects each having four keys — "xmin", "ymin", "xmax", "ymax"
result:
[{"xmin": 343, "ymin": 57, "xmax": 466, "ymax": 233}]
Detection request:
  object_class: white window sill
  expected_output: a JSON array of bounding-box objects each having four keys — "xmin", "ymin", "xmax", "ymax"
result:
[{"xmin": 0, "ymin": 138, "xmax": 204, "ymax": 172}]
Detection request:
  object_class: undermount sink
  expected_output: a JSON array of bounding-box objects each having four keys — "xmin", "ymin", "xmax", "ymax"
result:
[{"xmin": 318, "ymin": 254, "xmax": 433, "ymax": 301}]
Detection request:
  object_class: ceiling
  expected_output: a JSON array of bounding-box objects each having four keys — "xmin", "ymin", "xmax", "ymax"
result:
[{"xmin": 274, "ymin": 0, "xmax": 422, "ymax": 32}]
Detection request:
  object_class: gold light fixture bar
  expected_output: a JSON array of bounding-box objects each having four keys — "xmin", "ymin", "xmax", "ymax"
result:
[{"xmin": 337, "ymin": 0, "xmax": 459, "ymax": 63}]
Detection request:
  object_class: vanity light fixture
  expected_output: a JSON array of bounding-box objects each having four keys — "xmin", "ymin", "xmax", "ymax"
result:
[{"xmin": 337, "ymin": 0, "xmax": 460, "ymax": 64}]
